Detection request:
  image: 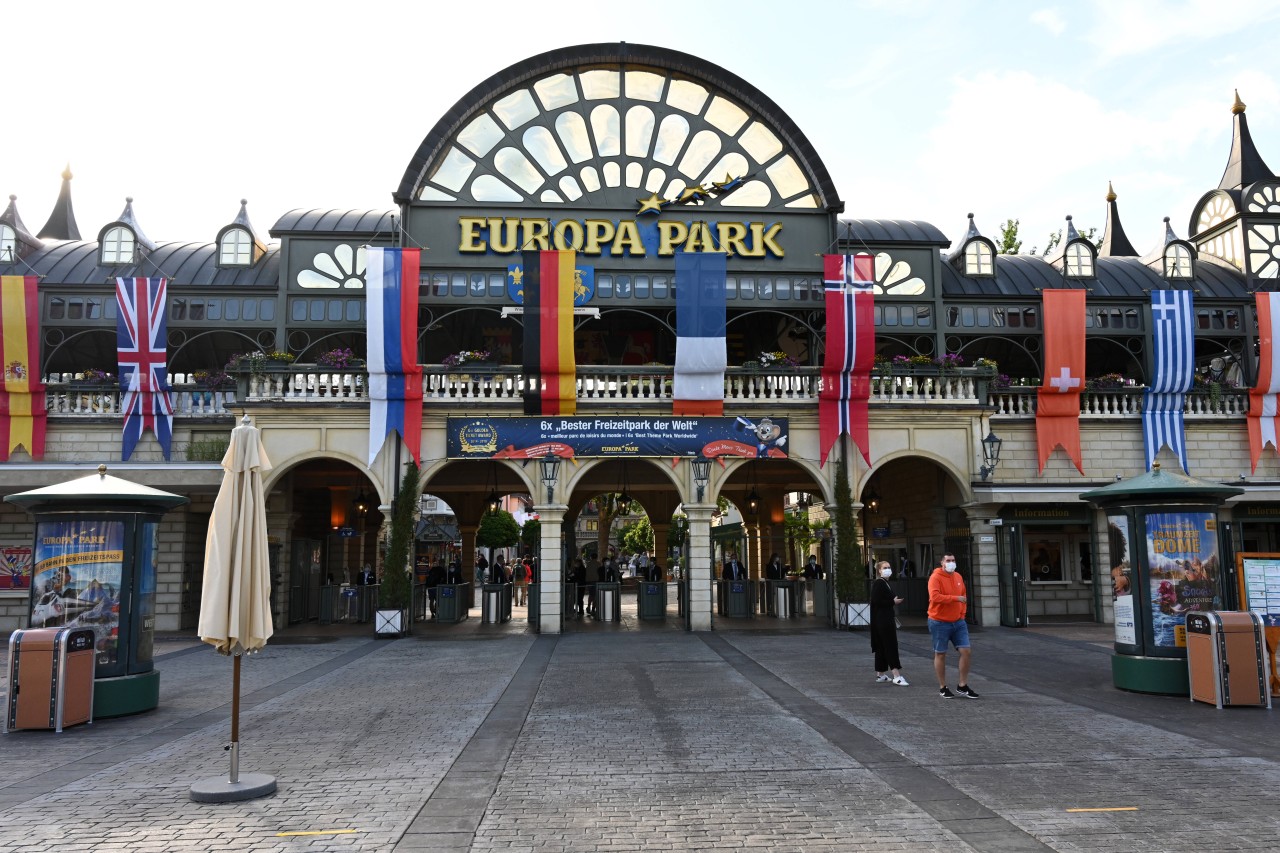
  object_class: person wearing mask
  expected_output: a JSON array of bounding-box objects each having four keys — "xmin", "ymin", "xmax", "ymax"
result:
[
  {"xmin": 870, "ymin": 561, "xmax": 908, "ymax": 685},
  {"xmin": 764, "ymin": 552, "xmax": 785, "ymax": 616},
  {"xmin": 721, "ymin": 551, "xmax": 745, "ymax": 580},
  {"xmin": 928, "ymin": 553, "xmax": 978, "ymax": 699}
]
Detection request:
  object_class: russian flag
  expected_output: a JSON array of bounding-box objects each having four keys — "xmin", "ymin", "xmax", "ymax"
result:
[
  {"xmin": 366, "ymin": 247, "xmax": 422, "ymax": 467},
  {"xmin": 673, "ymin": 251, "xmax": 727, "ymax": 416}
]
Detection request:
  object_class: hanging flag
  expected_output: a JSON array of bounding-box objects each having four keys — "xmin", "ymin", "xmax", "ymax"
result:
[
  {"xmin": 1036, "ymin": 289, "xmax": 1086, "ymax": 474},
  {"xmin": 521, "ymin": 250, "xmax": 577, "ymax": 415},
  {"xmin": 116, "ymin": 278, "xmax": 173, "ymax": 461},
  {"xmin": 1248, "ymin": 292, "xmax": 1280, "ymax": 471},
  {"xmin": 673, "ymin": 251, "xmax": 727, "ymax": 416},
  {"xmin": 819, "ymin": 253, "xmax": 875, "ymax": 467},
  {"xmin": 0, "ymin": 275, "xmax": 45, "ymax": 461},
  {"xmin": 1143, "ymin": 290, "xmax": 1194, "ymax": 472},
  {"xmin": 366, "ymin": 248, "xmax": 423, "ymax": 466}
]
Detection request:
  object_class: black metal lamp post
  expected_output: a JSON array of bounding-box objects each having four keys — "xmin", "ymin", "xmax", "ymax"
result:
[
  {"xmin": 539, "ymin": 451, "xmax": 560, "ymax": 503},
  {"xmin": 979, "ymin": 431, "xmax": 1004, "ymax": 480}
]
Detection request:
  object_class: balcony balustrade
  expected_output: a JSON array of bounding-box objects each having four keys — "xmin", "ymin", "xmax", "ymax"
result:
[{"xmin": 37, "ymin": 367, "xmax": 1249, "ymax": 422}]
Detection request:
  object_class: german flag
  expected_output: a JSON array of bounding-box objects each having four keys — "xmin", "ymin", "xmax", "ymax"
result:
[
  {"xmin": 522, "ymin": 250, "xmax": 576, "ymax": 415},
  {"xmin": 0, "ymin": 275, "xmax": 45, "ymax": 460}
]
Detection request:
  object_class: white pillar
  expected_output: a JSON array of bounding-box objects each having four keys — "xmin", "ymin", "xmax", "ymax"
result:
[
  {"xmin": 537, "ymin": 506, "xmax": 566, "ymax": 634},
  {"xmin": 685, "ymin": 505, "xmax": 715, "ymax": 631}
]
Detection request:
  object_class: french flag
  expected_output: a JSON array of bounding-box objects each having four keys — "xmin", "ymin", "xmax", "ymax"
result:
[
  {"xmin": 673, "ymin": 252, "xmax": 727, "ymax": 416},
  {"xmin": 366, "ymin": 248, "xmax": 422, "ymax": 467}
]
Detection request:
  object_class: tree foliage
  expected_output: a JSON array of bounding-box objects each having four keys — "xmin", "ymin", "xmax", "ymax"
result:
[
  {"xmin": 379, "ymin": 462, "xmax": 419, "ymax": 609},
  {"xmin": 832, "ymin": 446, "xmax": 866, "ymax": 602},
  {"xmin": 620, "ymin": 517, "xmax": 654, "ymax": 555},
  {"xmin": 997, "ymin": 219, "xmax": 1022, "ymax": 255},
  {"xmin": 477, "ymin": 509, "xmax": 521, "ymax": 550},
  {"xmin": 520, "ymin": 517, "xmax": 541, "ymax": 557}
]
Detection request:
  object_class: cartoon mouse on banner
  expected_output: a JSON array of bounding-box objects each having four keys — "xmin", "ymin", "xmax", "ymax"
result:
[{"xmin": 736, "ymin": 417, "xmax": 788, "ymax": 457}]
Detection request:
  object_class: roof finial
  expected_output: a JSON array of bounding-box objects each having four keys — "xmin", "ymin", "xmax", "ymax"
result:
[
  {"xmin": 62, "ymin": 163, "xmax": 73, "ymax": 181},
  {"xmin": 1233, "ymin": 89, "xmax": 1246, "ymax": 115},
  {"xmin": 1106, "ymin": 181, "xmax": 1116, "ymax": 202}
]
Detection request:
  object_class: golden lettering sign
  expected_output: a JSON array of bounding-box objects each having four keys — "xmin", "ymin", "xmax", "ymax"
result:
[{"xmin": 457, "ymin": 217, "xmax": 784, "ymax": 258}]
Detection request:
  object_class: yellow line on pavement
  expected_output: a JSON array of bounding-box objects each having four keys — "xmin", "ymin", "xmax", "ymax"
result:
[
  {"xmin": 275, "ymin": 829, "xmax": 360, "ymax": 837},
  {"xmin": 1066, "ymin": 807, "xmax": 1139, "ymax": 812}
]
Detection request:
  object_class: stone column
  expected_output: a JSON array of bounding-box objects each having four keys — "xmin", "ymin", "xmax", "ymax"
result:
[
  {"xmin": 685, "ymin": 505, "xmax": 715, "ymax": 631},
  {"xmin": 536, "ymin": 506, "xmax": 565, "ymax": 634},
  {"xmin": 964, "ymin": 504, "xmax": 1002, "ymax": 627}
]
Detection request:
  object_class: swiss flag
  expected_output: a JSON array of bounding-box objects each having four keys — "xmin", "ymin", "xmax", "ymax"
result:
[{"xmin": 1037, "ymin": 289, "xmax": 1086, "ymax": 474}]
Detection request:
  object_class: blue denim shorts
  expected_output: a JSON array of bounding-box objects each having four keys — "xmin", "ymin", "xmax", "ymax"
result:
[{"xmin": 928, "ymin": 618, "xmax": 970, "ymax": 652}]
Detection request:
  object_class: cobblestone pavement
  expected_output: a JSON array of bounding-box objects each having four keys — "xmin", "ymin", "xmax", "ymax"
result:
[{"xmin": 1, "ymin": 620, "xmax": 1277, "ymax": 852}]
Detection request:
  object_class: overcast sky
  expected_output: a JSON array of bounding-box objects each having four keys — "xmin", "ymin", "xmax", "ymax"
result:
[{"xmin": 6, "ymin": 0, "xmax": 1279, "ymax": 254}]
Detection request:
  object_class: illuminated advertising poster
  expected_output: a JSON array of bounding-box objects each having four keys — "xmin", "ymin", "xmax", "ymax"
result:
[
  {"xmin": 1107, "ymin": 515, "xmax": 1136, "ymax": 646},
  {"xmin": 1, "ymin": 546, "xmax": 32, "ymax": 590},
  {"xmin": 31, "ymin": 520, "xmax": 124, "ymax": 665},
  {"xmin": 1145, "ymin": 511, "xmax": 1220, "ymax": 648}
]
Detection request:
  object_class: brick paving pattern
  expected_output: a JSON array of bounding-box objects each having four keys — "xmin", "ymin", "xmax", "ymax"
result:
[{"xmin": 0, "ymin": 620, "xmax": 1277, "ymax": 852}]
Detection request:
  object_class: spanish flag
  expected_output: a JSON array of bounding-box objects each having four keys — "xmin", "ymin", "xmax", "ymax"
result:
[
  {"xmin": 522, "ymin": 250, "xmax": 577, "ymax": 415},
  {"xmin": 0, "ymin": 276, "xmax": 45, "ymax": 460}
]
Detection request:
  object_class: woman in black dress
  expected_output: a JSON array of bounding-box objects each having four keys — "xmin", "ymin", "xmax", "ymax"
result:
[{"xmin": 870, "ymin": 560, "xmax": 908, "ymax": 685}]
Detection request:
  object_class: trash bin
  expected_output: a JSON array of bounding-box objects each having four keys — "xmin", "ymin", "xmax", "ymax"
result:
[
  {"xmin": 596, "ymin": 581, "xmax": 620, "ymax": 622},
  {"xmin": 638, "ymin": 581, "xmax": 666, "ymax": 620},
  {"xmin": 1186, "ymin": 611, "xmax": 1271, "ymax": 708},
  {"xmin": 5, "ymin": 627, "xmax": 96, "ymax": 733},
  {"xmin": 482, "ymin": 583, "xmax": 508, "ymax": 624},
  {"xmin": 774, "ymin": 580, "xmax": 793, "ymax": 619}
]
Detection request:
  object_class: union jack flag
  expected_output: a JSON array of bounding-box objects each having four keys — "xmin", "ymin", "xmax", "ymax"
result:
[{"xmin": 116, "ymin": 278, "xmax": 173, "ymax": 460}]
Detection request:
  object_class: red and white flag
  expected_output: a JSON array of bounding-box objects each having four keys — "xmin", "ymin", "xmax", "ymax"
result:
[
  {"xmin": 1036, "ymin": 289, "xmax": 1086, "ymax": 474},
  {"xmin": 819, "ymin": 253, "xmax": 875, "ymax": 467},
  {"xmin": 1248, "ymin": 292, "xmax": 1280, "ymax": 471}
]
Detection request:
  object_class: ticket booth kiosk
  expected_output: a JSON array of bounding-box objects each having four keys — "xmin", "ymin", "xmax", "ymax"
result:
[
  {"xmin": 5, "ymin": 465, "xmax": 188, "ymax": 717},
  {"xmin": 1081, "ymin": 464, "xmax": 1241, "ymax": 695}
]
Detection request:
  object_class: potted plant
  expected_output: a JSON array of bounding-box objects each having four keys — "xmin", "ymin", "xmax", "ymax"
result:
[
  {"xmin": 226, "ymin": 350, "xmax": 295, "ymax": 373},
  {"xmin": 443, "ymin": 349, "xmax": 493, "ymax": 369},
  {"xmin": 317, "ymin": 347, "xmax": 363, "ymax": 369},
  {"xmin": 742, "ymin": 351, "xmax": 798, "ymax": 370},
  {"xmin": 376, "ymin": 461, "xmax": 419, "ymax": 637},
  {"xmin": 833, "ymin": 447, "xmax": 869, "ymax": 628},
  {"xmin": 192, "ymin": 370, "xmax": 232, "ymax": 390},
  {"xmin": 78, "ymin": 368, "xmax": 116, "ymax": 386}
]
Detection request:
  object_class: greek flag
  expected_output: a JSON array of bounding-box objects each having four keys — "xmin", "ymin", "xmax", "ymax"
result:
[{"xmin": 1142, "ymin": 290, "xmax": 1194, "ymax": 471}]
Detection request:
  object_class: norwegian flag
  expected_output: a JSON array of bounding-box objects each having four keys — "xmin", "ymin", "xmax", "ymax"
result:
[
  {"xmin": 819, "ymin": 253, "xmax": 875, "ymax": 467},
  {"xmin": 116, "ymin": 278, "xmax": 173, "ymax": 460}
]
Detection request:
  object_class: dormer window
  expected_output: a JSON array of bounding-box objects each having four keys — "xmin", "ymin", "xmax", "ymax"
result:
[
  {"xmin": 101, "ymin": 225, "xmax": 135, "ymax": 265},
  {"xmin": 219, "ymin": 227, "xmax": 253, "ymax": 266},
  {"xmin": 0, "ymin": 224, "xmax": 14, "ymax": 263},
  {"xmin": 1064, "ymin": 241, "xmax": 1095, "ymax": 278},
  {"xmin": 1164, "ymin": 243, "xmax": 1194, "ymax": 280},
  {"xmin": 964, "ymin": 240, "xmax": 994, "ymax": 276}
]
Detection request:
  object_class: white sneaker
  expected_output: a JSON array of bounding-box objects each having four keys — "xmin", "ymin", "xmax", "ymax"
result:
[
  {"xmin": 875, "ymin": 673, "xmax": 891, "ymax": 683},
  {"xmin": 892, "ymin": 675, "xmax": 909, "ymax": 686}
]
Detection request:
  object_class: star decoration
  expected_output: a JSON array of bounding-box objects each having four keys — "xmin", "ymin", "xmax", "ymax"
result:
[
  {"xmin": 637, "ymin": 193, "xmax": 665, "ymax": 215},
  {"xmin": 678, "ymin": 185, "xmax": 709, "ymax": 204}
]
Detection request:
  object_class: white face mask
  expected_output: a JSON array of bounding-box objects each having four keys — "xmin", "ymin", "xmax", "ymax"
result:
[
  {"xmin": 944, "ymin": 561, "xmax": 957, "ymax": 572},
  {"xmin": 879, "ymin": 568, "xmax": 892, "ymax": 578}
]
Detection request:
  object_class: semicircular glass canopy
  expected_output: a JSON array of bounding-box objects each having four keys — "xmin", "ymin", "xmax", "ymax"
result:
[{"xmin": 418, "ymin": 67, "xmax": 820, "ymax": 211}]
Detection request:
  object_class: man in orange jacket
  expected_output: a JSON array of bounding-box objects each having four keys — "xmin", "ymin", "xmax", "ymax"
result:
[{"xmin": 927, "ymin": 552, "xmax": 979, "ymax": 699}]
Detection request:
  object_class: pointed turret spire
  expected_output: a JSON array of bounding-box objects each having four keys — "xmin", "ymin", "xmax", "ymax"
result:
[
  {"xmin": 1, "ymin": 195, "xmax": 44, "ymax": 263},
  {"xmin": 1099, "ymin": 182, "xmax": 1138, "ymax": 257},
  {"xmin": 1218, "ymin": 90, "xmax": 1276, "ymax": 191},
  {"xmin": 37, "ymin": 164, "xmax": 81, "ymax": 240},
  {"xmin": 110, "ymin": 197, "xmax": 156, "ymax": 252},
  {"xmin": 1162, "ymin": 216, "xmax": 1179, "ymax": 246}
]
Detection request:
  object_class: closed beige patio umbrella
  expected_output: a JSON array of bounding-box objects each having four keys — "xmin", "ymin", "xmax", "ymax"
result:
[{"xmin": 190, "ymin": 415, "xmax": 277, "ymax": 803}]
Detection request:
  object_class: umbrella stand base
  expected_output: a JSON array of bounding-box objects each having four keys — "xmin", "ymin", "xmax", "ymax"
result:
[{"xmin": 189, "ymin": 773, "xmax": 277, "ymax": 803}]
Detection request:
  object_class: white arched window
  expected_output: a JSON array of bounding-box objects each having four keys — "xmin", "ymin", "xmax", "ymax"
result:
[
  {"xmin": 219, "ymin": 227, "xmax": 253, "ymax": 266},
  {"xmin": 0, "ymin": 224, "xmax": 15, "ymax": 263},
  {"xmin": 964, "ymin": 240, "xmax": 994, "ymax": 276},
  {"xmin": 1163, "ymin": 243, "xmax": 1193, "ymax": 280},
  {"xmin": 1064, "ymin": 242, "xmax": 1095, "ymax": 278},
  {"xmin": 100, "ymin": 226, "xmax": 135, "ymax": 265}
]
